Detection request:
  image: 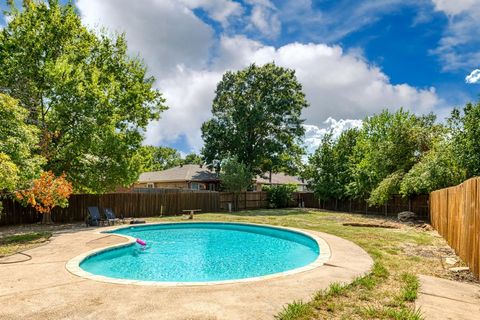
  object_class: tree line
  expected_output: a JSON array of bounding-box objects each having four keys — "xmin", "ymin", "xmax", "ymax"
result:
[{"xmin": 304, "ymin": 104, "xmax": 479, "ymax": 205}]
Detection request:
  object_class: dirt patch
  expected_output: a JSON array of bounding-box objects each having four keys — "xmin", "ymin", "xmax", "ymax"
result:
[
  {"xmin": 402, "ymin": 242, "xmax": 454, "ymax": 258},
  {"xmin": 401, "ymin": 242, "xmax": 480, "ymax": 284},
  {"xmin": 342, "ymin": 222, "xmax": 399, "ymax": 229}
]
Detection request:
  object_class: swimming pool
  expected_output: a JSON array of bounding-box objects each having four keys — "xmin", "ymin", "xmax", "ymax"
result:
[{"xmin": 77, "ymin": 222, "xmax": 322, "ymax": 284}]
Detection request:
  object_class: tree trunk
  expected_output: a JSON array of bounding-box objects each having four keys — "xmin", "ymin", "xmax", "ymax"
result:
[{"xmin": 42, "ymin": 212, "xmax": 53, "ymax": 224}]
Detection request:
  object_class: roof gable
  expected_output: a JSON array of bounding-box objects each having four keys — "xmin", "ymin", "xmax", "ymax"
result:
[{"xmin": 138, "ymin": 165, "xmax": 218, "ymax": 183}]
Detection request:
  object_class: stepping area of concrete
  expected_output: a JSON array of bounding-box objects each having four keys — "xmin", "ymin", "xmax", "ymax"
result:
[{"xmin": 416, "ymin": 275, "xmax": 480, "ymax": 320}]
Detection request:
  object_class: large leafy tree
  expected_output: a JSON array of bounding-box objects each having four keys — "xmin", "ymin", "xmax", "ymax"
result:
[
  {"xmin": 183, "ymin": 152, "xmax": 204, "ymax": 166},
  {"xmin": 136, "ymin": 146, "xmax": 183, "ymax": 172},
  {"xmin": 306, "ymin": 132, "xmax": 338, "ymax": 201},
  {"xmin": 136, "ymin": 147, "xmax": 204, "ymax": 172},
  {"xmin": 349, "ymin": 109, "xmax": 439, "ymax": 204},
  {"xmin": 0, "ymin": 93, "xmax": 44, "ymax": 191},
  {"xmin": 0, "ymin": 0, "xmax": 166, "ymax": 193},
  {"xmin": 333, "ymin": 128, "xmax": 359, "ymax": 199},
  {"xmin": 449, "ymin": 101, "xmax": 480, "ymax": 177},
  {"xmin": 201, "ymin": 63, "xmax": 308, "ymax": 176},
  {"xmin": 305, "ymin": 128, "xmax": 359, "ymax": 201},
  {"xmin": 400, "ymin": 139, "xmax": 465, "ymax": 196}
]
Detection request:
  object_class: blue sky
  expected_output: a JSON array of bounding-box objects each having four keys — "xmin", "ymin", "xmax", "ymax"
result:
[{"xmin": 2, "ymin": 0, "xmax": 479, "ymax": 154}]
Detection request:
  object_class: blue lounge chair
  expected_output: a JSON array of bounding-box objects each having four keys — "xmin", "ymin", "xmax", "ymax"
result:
[
  {"xmin": 86, "ymin": 206, "xmax": 107, "ymax": 227},
  {"xmin": 104, "ymin": 208, "xmax": 123, "ymax": 225}
]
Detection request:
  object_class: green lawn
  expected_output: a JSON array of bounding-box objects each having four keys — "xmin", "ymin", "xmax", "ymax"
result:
[
  {"xmin": 149, "ymin": 209, "xmax": 457, "ymax": 320},
  {"xmin": 0, "ymin": 231, "xmax": 52, "ymax": 257}
]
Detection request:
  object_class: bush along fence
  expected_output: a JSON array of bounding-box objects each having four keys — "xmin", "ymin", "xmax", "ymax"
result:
[
  {"xmin": 0, "ymin": 190, "xmax": 429, "ymax": 226},
  {"xmin": 430, "ymin": 177, "xmax": 480, "ymax": 279}
]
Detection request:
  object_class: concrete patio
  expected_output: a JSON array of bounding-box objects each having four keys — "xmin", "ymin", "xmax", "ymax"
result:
[{"xmin": 417, "ymin": 275, "xmax": 480, "ymax": 320}]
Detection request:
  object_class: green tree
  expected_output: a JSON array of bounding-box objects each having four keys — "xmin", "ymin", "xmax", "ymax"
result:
[
  {"xmin": 201, "ymin": 63, "xmax": 308, "ymax": 176},
  {"xmin": 220, "ymin": 157, "xmax": 252, "ymax": 210},
  {"xmin": 349, "ymin": 109, "xmax": 439, "ymax": 204},
  {"xmin": 333, "ymin": 128, "xmax": 359, "ymax": 199},
  {"xmin": 0, "ymin": 93, "xmax": 44, "ymax": 191},
  {"xmin": 400, "ymin": 139, "xmax": 466, "ymax": 196},
  {"xmin": 0, "ymin": 0, "xmax": 166, "ymax": 193},
  {"xmin": 449, "ymin": 101, "xmax": 480, "ymax": 177},
  {"xmin": 306, "ymin": 132, "xmax": 338, "ymax": 201},
  {"xmin": 136, "ymin": 146, "xmax": 183, "ymax": 172},
  {"xmin": 305, "ymin": 128, "xmax": 358, "ymax": 202},
  {"xmin": 368, "ymin": 170, "xmax": 404, "ymax": 206},
  {"xmin": 182, "ymin": 152, "xmax": 203, "ymax": 166}
]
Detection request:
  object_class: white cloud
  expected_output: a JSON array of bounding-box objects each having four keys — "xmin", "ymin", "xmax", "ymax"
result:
[
  {"xmin": 179, "ymin": 0, "xmax": 243, "ymax": 27},
  {"xmin": 77, "ymin": 1, "xmax": 441, "ymax": 153},
  {"xmin": 432, "ymin": 0, "xmax": 476, "ymax": 15},
  {"xmin": 431, "ymin": 0, "xmax": 480, "ymax": 71},
  {"xmin": 466, "ymin": 69, "xmax": 480, "ymax": 84},
  {"xmin": 214, "ymin": 37, "xmax": 439, "ymax": 122},
  {"xmin": 145, "ymin": 67, "xmax": 223, "ymax": 150},
  {"xmin": 245, "ymin": 0, "xmax": 281, "ymax": 38},
  {"xmin": 304, "ymin": 118, "xmax": 363, "ymax": 154},
  {"xmin": 76, "ymin": 0, "xmax": 214, "ymax": 77}
]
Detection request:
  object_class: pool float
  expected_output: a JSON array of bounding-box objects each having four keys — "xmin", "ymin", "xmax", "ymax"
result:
[{"xmin": 136, "ymin": 238, "xmax": 147, "ymax": 246}]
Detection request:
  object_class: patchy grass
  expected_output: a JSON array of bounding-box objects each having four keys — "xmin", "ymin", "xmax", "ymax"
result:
[
  {"xmin": 0, "ymin": 232, "xmax": 52, "ymax": 257},
  {"xmin": 147, "ymin": 208, "xmax": 458, "ymax": 319},
  {"xmin": 276, "ymin": 301, "xmax": 313, "ymax": 320}
]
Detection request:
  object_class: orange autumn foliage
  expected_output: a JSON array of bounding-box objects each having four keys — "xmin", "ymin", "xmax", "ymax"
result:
[{"xmin": 15, "ymin": 171, "xmax": 73, "ymax": 214}]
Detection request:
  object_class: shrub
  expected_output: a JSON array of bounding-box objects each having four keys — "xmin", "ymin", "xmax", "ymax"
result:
[
  {"xmin": 263, "ymin": 184, "xmax": 297, "ymax": 208},
  {"xmin": 15, "ymin": 171, "xmax": 73, "ymax": 223}
]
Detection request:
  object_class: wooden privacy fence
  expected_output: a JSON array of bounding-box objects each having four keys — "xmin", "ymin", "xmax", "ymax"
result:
[
  {"xmin": 300, "ymin": 193, "xmax": 429, "ymax": 218},
  {"xmin": 219, "ymin": 192, "xmax": 269, "ymax": 211},
  {"xmin": 0, "ymin": 190, "xmax": 429, "ymax": 226},
  {"xmin": 430, "ymin": 177, "xmax": 480, "ymax": 278},
  {"xmin": 0, "ymin": 192, "xmax": 220, "ymax": 226}
]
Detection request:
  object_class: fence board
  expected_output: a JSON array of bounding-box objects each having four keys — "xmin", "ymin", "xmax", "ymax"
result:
[{"xmin": 430, "ymin": 177, "xmax": 480, "ymax": 279}]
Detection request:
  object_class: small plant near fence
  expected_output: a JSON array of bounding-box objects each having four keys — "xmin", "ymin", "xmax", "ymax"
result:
[
  {"xmin": 15, "ymin": 171, "xmax": 73, "ymax": 224},
  {"xmin": 263, "ymin": 184, "xmax": 297, "ymax": 208}
]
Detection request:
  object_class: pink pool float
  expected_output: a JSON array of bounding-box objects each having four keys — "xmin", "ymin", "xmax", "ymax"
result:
[{"xmin": 136, "ymin": 238, "xmax": 147, "ymax": 246}]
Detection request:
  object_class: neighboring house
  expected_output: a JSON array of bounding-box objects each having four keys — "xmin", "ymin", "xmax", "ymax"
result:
[
  {"xmin": 135, "ymin": 164, "xmax": 220, "ymax": 191},
  {"xmin": 134, "ymin": 164, "xmax": 308, "ymax": 191}
]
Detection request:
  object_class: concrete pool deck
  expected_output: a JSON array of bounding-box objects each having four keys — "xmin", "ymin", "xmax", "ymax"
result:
[{"xmin": 0, "ymin": 224, "xmax": 373, "ymax": 319}]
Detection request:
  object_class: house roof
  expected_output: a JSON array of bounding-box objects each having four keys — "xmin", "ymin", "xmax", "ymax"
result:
[
  {"xmin": 138, "ymin": 165, "xmax": 306, "ymax": 186},
  {"xmin": 256, "ymin": 172, "xmax": 306, "ymax": 186},
  {"xmin": 138, "ymin": 165, "xmax": 219, "ymax": 183}
]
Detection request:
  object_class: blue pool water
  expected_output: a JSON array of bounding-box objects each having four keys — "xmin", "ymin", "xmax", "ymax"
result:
[{"xmin": 80, "ymin": 222, "xmax": 320, "ymax": 282}]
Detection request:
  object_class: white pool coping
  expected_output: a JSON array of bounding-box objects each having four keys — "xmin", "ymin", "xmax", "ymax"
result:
[{"xmin": 65, "ymin": 221, "xmax": 331, "ymax": 287}]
